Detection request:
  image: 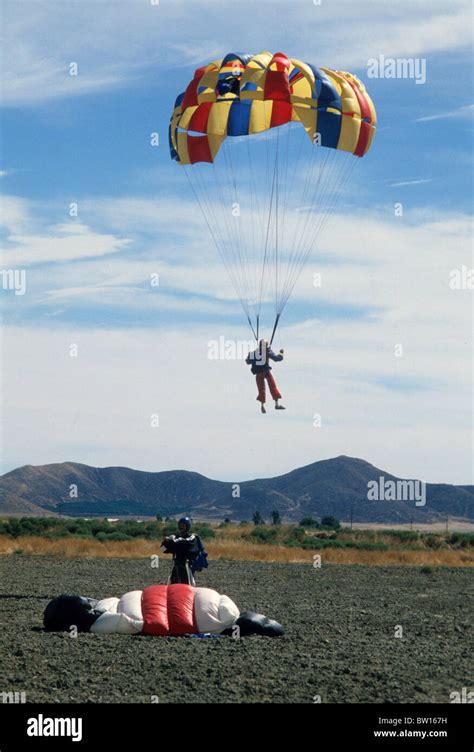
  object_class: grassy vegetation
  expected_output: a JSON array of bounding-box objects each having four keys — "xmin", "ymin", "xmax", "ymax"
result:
[
  {"xmin": 0, "ymin": 517, "xmax": 473, "ymax": 565},
  {"xmin": 0, "ymin": 517, "xmax": 215, "ymax": 542}
]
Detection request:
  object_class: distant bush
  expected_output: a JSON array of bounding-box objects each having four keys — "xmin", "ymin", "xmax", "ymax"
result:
[
  {"xmin": 284, "ymin": 538, "xmax": 388, "ymax": 551},
  {"xmin": 286, "ymin": 526, "xmax": 306, "ymax": 543},
  {"xmin": 345, "ymin": 541, "xmax": 388, "ymax": 551},
  {"xmin": 320, "ymin": 516, "xmax": 340, "ymax": 530},
  {"xmin": 449, "ymin": 532, "xmax": 474, "ymax": 548},
  {"xmin": 194, "ymin": 524, "xmax": 216, "ymax": 540},
  {"xmin": 90, "ymin": 521, "xmax": 112, "ymax": 536},
  {"xmin": 64, "ymin": 520, "xmax": 90, "ymax": 536},
  {"xmin": 384, "ymin": 530, "xmax": 420, "ymax": 542},
  {"xmin": 162, "ymin": 524, "xmax": 177, "ymax": 537},
  {"xmin": 94, "ymin": 531, "xmax": 132, "ymax": 542},
  {"xmin": 425, "ymin": 535, "xmax": 443, "ymax": 549},
  {"xmin": 299, "ymin": 539, "xmax": 345, "ymax": 550},
  {"xmin": 104, "ymin": 532, "xmax": 133, "ymax": 542},
  {"xmin": 248, "ymin": 526, "xmax": 279, "ymax": 543},
  {"xmin": 118, "ymin": 521, "xmax": 148, "ymax": 538},
  {"xmin": 1, "ymin": 519, "xmax": 23, "ymax": 538},
  {"xmin": 44, "ymin": 528, "xmax": 71, "ymax": 539},
  {"xmin": 14, "ymin": 518, "xmax": 37, "ymax": 535},
  {"xmin": 299, "ymin": 517, "xmax": 319, "ymax": 528}
]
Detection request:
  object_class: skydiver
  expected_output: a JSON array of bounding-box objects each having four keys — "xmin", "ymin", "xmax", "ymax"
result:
[
  {"xmin": 161, "ymin": 516, "xmax": 208, "ymax": 586},
  {"xmin": 246, "ymin": 339, "xmax": 286, "ymax": 414}
]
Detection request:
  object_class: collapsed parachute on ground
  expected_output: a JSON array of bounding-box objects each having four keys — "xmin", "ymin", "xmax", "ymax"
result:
[
  {"xmin": 43, "ymin": 584, "xmax": 284, "ymax": 637},
  {"xmin": 169, "ymin": 51, "xmax": 377, "ymax": 342}
]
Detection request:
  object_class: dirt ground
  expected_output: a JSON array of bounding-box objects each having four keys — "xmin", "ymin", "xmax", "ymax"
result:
[{"xmin": 0, "ymin": 556, "xmax": 472, "ymax": 703}]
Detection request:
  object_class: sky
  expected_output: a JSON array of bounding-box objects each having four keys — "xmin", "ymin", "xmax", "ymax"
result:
[{"xmin": 0, "ymin": 0, "xmax": 473, "ymax": 485}]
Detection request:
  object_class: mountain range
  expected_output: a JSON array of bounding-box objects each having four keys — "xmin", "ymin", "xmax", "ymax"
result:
[{"xmin": 0, "ymin": 456, "xmax": 473, "ymax": 524}]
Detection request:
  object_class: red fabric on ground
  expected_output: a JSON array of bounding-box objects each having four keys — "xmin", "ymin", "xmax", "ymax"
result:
[{"xmin": 141, "ymin": 584, "xmax": 196, "ymax": 636}]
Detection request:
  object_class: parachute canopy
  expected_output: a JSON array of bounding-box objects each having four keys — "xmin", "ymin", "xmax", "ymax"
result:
[
  {"xmin": 169, "ymin": 52, "xmax": 377, "ymax": 341},
  {"xmin": 43, "ymin": 586, "xmax": 284, "ymax": 636}
]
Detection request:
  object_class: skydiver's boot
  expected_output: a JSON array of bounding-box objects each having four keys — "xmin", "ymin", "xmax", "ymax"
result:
[
  {"xmin": 275, "ymin": 400, "xmax": 286, "ymax": 410},
  {"xmin": 260, "ymin": 403, "xmax": 266, "ymax": 414}
]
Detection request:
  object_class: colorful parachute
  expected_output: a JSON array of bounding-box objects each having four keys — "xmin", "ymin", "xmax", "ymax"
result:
[{"xmin": 169, "ymin": 52, "xmax": 377, "ymax": 341}]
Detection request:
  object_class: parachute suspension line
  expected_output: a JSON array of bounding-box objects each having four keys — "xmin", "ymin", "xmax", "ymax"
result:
[
  {"xmin": 237, "ymin": 100, "xmax": 264, "ymax": 327},
  {"xmin": 183, "ymin": 164, "xmax": 253, "ymax": 331},
  {"xmin": 226, "ymin": 138, "xmax": 250, "ymax": 303},
  {"xmin": 260, "ymin": 99, "xmax": 275, "ymax": 312},
  {"xmin": 283, "ymin": 156, "xmax": 358, "ymax": 309},
  {"xmin": 274, "ymin": 126, "xmax": 280, "ymax": 320},
  {"xmin": 305, "ymin": 154, "xmax": 357, "ymax": 263},
  {"xmin": 280, "ymin": 123, "xmax": 304, "ymax": 266},
  {"xmin": 269, "ymin": 313, "xmax": 281, "ymax": 346},
  {"xmin": 202, "ymin": 145, "xmax": 243, "ymax": 313},
  {"xmin": 246, "ymin": 135, "xmax": 267, "ymax": 323},
  {"xmin": 279, "ymin": 152, "xmax": 358, "ymax": 314},
  {"xmin": 222, "ymin": 145, "xmax": 251, "ymax": 313},
  {"xmin": 198, "ymin": 162, "xmax": 235, "ymax": 278},
  {"xmin": 245, "ymin": 137, "xmax": 259, "ymax": 321},
  {"xmin": 253, "ymin": 103, "xmax": 270, "ymax": 322},
  {"xmin": 247, "ymin": 314, "xmax": 258, "ymax": 341},
  {"xmin": 258, "ymin": 133, "xmax": 279, "ymax": 325},
  {"xmin": 214, "ymin": 141, "xmax": 256, "ymax": 328},
  {"xmin": 274, "ymin": 124, "xmax": 310, "ymax": 316},
  {"xmin": 244, "ymin": 135, "xmax": 263, "ymax": 326},
  {"xmin": 274, "ymin": 128, "xmax": 323, "ymax": 315},
  {"xmin": 301, "ymin": 152, "xmax": 356, "ymax": 275},
  {"xmin": 193, "ymin": 158, "xmax": 248, "ymax": 313},
  {"xmin": 277, "ymin": 145, "xmax": 332, "ymax": 311},
  {"xmin": 184, "ymin": 123, "xmax": 359, "ymax": 341},
  {"xmin": 225, "ymin": 140, "xmax": 259, "ymax": 329},
  {"xmin": 287, "ymin": 146, "xmax": 329, "ymax": 272}
]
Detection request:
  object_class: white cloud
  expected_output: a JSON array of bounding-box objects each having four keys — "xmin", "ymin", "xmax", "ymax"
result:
[
  {"xmin": 3, "ymin": 194, "xmax": 472, "ymax": 329},
  {"xmin": 1, "ymin": 198, "xmax": 471, "ymax": 486},
  {"xmin": 0, "ymin": 195, "xmax": 33, "ymax": 234},
  {"xmin": 1, "ymin": 319, "xmax": 472, "ymax": 485},
  {"xmin": 1, "ymin": 0, "xmax": 472, "ymax": 106},
  {"xmin": 389, "ymin": 179, "xmax": 432, "ymax": 187},
  {"xmin": 1, "ymin": 219, "xmax": 131, "ymax": 266},
  {"xmin": 415, "ymin": 104, "xmax": 474, "ymax": 123}
]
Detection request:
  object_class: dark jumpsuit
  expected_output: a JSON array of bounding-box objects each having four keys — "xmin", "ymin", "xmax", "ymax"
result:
[{"xmin": 161, "ymin": 533, "xmax": 202, "ymax": 586}]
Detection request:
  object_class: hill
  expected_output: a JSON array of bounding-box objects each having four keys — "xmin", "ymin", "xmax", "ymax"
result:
[{"xmin": 1, "ymin": 456, "xmax": 472, "ymax": 523}]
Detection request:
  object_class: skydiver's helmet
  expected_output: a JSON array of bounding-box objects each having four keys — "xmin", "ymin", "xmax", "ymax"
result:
[{"xmin": 178, "ymin": 516, "xmax": 192, "ymax": 535}]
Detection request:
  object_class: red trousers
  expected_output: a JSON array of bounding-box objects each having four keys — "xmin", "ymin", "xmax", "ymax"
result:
[{"xmin": 256, "ymin": 371, "xmax": 282, "ymax": 403}]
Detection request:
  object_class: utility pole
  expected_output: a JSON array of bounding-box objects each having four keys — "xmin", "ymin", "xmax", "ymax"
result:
[{"xmin": 350, "ymin": 506, "xmax": 353, "ymax": 530}]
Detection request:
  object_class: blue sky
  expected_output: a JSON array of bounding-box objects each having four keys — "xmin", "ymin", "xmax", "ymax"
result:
[{"xmin": 1, "ymin": 0, "xmax": 473, "ymax": 484}]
